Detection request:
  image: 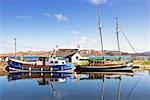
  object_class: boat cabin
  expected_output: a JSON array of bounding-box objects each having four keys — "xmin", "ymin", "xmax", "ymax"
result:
[{"xmin": 36, "ymin": 57, "xmax": 66, "ymax": 66}]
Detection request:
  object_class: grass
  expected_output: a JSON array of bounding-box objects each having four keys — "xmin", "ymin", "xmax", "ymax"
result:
[
  {"xmin": 133, "ymin": 60, "xmax": 150, "ymax": 65},
  {"xmin": 142, "ymin": 61, "xmax": 150, "ymax": 65}
]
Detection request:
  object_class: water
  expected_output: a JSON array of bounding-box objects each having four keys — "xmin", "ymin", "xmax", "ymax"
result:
[{"xmin": 0, "ymin": 70, "xmax": 150, "ymax": 100}]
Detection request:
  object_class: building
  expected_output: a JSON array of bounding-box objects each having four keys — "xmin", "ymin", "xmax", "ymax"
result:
[
  {"xmin": 131, "ymin": 56, "xmax": 150, "ymax": 61},
  {"xmin": 0, "ymin": 56, "xmax": 9, "ymax": 62},
  {"xmin": 56, "ymin": 49, "xmax": 88, "ymax": 63}
]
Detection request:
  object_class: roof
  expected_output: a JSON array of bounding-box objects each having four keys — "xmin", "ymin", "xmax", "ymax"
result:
[{"xmin": 56, "ymin": 49, "xmax": 79, "ymax": 57}]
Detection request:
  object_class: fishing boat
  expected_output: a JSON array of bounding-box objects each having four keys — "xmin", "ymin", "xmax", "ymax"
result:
[
  {"xmin": 7, "ymin": 57, "xmax": 75, "ymax": 72},
  {"xmin": 77, "ymin": 7, "xmax": 134, "ymax": 71}
]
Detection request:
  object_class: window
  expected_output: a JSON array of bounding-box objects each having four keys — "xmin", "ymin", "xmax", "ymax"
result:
[
  {"xmin": 55, "ymin": 61, "xmax": 58, "ymax": 64},
  {"xmin": 50, "ymin": 61, "xmax": 53, "ymax": 63},
  {"xmin": 47, "ymin": 59, "xmax": 49, "ymax": 61},
  {"xmin": 39, "ymin": 59, "xmax": 42, "ymax": 61},
  {"xmin": 76, "ymin": 56, "xmax": 79, "ymax": 60}
]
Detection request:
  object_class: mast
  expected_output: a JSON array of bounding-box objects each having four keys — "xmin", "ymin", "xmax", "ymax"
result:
[
  {"xmin": 116, "ymin": 17, "xmax": 121, "ymax": 57},
  {"xmin": 100, "ymin": 78, "xmax": 104, "ymax": 100},
  {"xmin": 55, "ymin": 44, "xmax": 58, "ymax": 57},
  {"xmin": 116, "ymin": 77, "xmax": 121, "ymax": 100},
  {"xmin": 14, "ymin": 38, "xmax": 17, "ymax": 59},
  {"xmin": 97, "ymin": 7, "xmax": 104, "ymax": 57}
]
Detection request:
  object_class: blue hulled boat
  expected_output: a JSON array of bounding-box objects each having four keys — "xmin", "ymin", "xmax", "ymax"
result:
[{"xmin": 7, "ymin": 57, "xmax": 75, "ymax": 72}]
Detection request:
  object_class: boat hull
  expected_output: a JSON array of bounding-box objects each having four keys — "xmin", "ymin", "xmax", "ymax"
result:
[
  {"xmin": 7, "ymin": 59, "xmax": 75, "ymax": 72},
  {"xmin": 76, "ymin": 65, "xmax": 133, "ymax": 72}
]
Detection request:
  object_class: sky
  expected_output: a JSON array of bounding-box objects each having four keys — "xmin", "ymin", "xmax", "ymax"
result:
[{"xmin": 0, "ymin": 0, "xmax": 150, "ymax": 53}]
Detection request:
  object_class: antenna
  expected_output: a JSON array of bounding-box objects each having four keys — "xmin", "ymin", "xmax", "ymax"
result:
[
  {"xmin": 116, "ymin": 17, "xmax": 121, "ymax": 57},
  {"xmin": 97, "ymin": 7, "xmax": 104, "ymax": 57}
]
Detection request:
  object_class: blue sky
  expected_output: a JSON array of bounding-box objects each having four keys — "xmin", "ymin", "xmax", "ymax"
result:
[{"xmin": 0, "ymin": 0, "xmax": 149, "ymax": 53}]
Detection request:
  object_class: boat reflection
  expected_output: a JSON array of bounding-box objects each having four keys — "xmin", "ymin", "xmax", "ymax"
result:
[
  {"xmin": 76, "ymin": 71, "xmax": 134, "ymax": 100},
  {"xmin": 8, "ymin": 72, "xmax": 76, "ymax": 98},
  {"xmin": 8, "ymin": 72, "xmax": 75, "ymax": 83},
  {"xmin": 7, "ymin": 71, "xmax": 134, "ymax": 100}
]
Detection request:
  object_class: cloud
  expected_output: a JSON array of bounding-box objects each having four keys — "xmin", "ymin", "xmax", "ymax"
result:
[
  {"xmin": 54, "ymin": 13, "xmax": 68, "ymax": 22},
  {"xmin": 89, "ymin": 0, "xmax": 107, "ymax": 5},
  {"xmin": 71, "ymin": 30, "xmax": 80, "ymax": 35},
  {"xmin": 42, "ymin": 12, "xmax": 51, "ymax": 17},
  {"xmin": 14, "ymin": 16, "xmax": 33, "ymax": 21},
  {"xmin": 79, "ymin": 36, "xmax": 96, "ymax": 44},
  {"xmin": 42, "ymin": 12, "xmax": 68, "ymax": 22},
  {"xmin": 77, "ymin": 35, "xmax": 98, "ymax": 49},
  {"xmin": 70, "ymin": 30, "xmax": 99, "ymax": 49}
]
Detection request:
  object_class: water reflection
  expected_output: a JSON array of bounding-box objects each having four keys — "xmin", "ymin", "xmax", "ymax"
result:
[
  {"xmin": 76, "ymin": 71, "xmax": 134, "ymax": 100},
  {"xmin": 1, "ymin": 70, "xmax": 150, "ymax": 100},
  {"xmin": 7, "ymin": 71, "xmax": 133, "ymax": 99}
]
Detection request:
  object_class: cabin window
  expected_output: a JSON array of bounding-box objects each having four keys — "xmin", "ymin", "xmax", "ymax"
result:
[
  {"xmin": 47, "ymin": 59, "xmax": 49, "ymax": 61},
  {"xmin": 50, "ymin": 61, "xmax": 53, "ymax": 63},
  {"xmin": 39, "ymin": 58, "xmax": 42, "ymax": 61},
  {"xmin": 62, "ymin": 62, "xmax": 64, "ymax": 64},
  {"xmin": 55, "ymin": 61, "xmax": 58, "ymax": 64},
  {"xmin": 76, "ymin": 56, "xmax": 79, "ymax": 60}
]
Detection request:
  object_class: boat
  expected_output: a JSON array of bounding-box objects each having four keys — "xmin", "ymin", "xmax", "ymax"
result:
[
  {"xmin": 76, "ymin": 7, "xmax": 134, "ymax": 71},
  {"xmin": 7, "ymin": 56, "xmax": 75, "ymax": 72}
]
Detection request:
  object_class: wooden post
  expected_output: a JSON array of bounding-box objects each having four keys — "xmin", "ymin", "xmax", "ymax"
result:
[
  {"xmin": 29, "ymin": 67, "xmax": 31, "ymax": 71},
  {"xmin": 41, "ymin": 68, "xmax": 43, "ymax": 71},
  {"xmin": 50, "ymin": 67, "xmax": 53, "ymax": 71},
  {"xmin": 41, "ymin": 73, "xmax": 43, "ymax": 76},
  {"xmin": 29, "ymin": 72, "xmax": 31, "ymax": 76}
]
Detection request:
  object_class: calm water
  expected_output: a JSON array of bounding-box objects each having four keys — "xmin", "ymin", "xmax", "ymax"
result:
[{"xmin": 0, "ymin": 70, "xmax": 150, "ymax": 100}]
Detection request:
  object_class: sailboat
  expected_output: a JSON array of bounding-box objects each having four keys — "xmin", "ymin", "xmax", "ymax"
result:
[{"xmin": 77, "ymin": 7, "xmax": 134, "ymax": 71}]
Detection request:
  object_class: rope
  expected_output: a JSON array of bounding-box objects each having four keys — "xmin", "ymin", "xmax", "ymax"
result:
[
  {"xmin": 119, "ymin": 27, "xmax": 137, "ymax": 53},
  {"xmin": 126, "ymin": 76, "xmax": 142, "ymax": 100}
]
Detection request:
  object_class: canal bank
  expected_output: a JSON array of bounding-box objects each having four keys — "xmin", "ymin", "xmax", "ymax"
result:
[{"xmin": 0, "ymin": 62, "xmax": 8, "ymax": 76}]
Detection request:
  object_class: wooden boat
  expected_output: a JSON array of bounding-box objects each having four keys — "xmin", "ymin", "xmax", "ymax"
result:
[
  {"xmin": 76, "ymin": 57, "xmax": 133, "ymax": 71},
  {"xmin": 76, "ymin": 8, "xmax": 135, "ymax": 71},
  {"xmin": 7, "ymin": 57, "xmax": 75, "ymax": 72}
]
